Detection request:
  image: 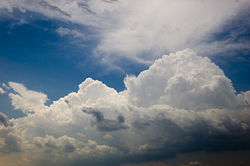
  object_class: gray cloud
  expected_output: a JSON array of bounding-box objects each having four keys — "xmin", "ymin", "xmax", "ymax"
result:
[
  {"xmin": 96, "ymin": 118, "xmax": 128, "ymax": 132},
  {"xmin": 0, "ymin": 127, "xmax": 21, "ymax": 153},
  {"xmin": 39, "ymin": 1, "xmax": 70, "ymax": 17},
  {"xmin": 0, "ymin": 112, "xmax": 10, "ymax": 127},
  {"xmin": 82, "ymin": 107, "xmax": 128, "ymax": 131}
]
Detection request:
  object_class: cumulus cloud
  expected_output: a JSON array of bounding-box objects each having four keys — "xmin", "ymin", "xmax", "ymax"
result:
[
  {"xmin": 0, "ymin": 123, "xmax": 21, "ymax": 154},
  {"xmin": 0, "ymin": 0, "xmax": 249, "ymax": 64},
  {"xmin": 124, "ymin": 49, "xmax": 243, "ymax": 110},
  {"xmin": 8, "ymin": 82, "xmax": 49, "ymax": 114},
  {"xmin": 0, "ymin": 49, "xmax": 250, "ymax": 165}
]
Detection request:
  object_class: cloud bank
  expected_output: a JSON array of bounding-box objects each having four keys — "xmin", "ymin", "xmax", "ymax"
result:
[
  {"xmin": 1, "ymin": 49, "xmax": 250, "ymax": 166},
  {"xmin": 0, "ymin": 0, "xmax": 249, "ymax": 64}
]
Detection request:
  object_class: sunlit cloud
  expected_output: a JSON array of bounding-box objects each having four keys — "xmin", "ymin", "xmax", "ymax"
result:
[
  {"xmin": 0, "ymin": 49, "xmax": 249, "ymax": 165},
  {"xmin": 0, "ymin": 0, "xmax": 249, "ymax": 65}
]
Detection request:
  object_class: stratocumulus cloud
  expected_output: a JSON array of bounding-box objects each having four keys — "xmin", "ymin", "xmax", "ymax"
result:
[{"xmin": 0, "ymin": 49, "xmax": 249, "ymax": 166}]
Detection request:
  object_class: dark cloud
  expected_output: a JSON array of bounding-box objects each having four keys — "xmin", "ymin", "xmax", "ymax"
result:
[
  {"xmin": 3, "ymin": 133, "xmax": 21, "ymax": 153},
  {"xmin": 0, "ymin": 112, "xmax": 10, "ymax": 127},
  {"xmin": 82, "ymin": 107, "xmax": 128, "ymax": 131},
  {"xmin": 132, "ymin": 119, "xmax": 151, "ymax": 130},
  {"xmin": 125, "ymin": 113, "xmax": 250, "ymax": 165},
  {"xmin": 44, "ymin": 142, "xmax": 57, "ymax": 149},
  {"xmin": 117, "ymin": 115, "xmax": 125, "ymax": 123},
  {"xmin": 96, "ymin": 118, "xmax": 128, "ymax": 132},
  {"xmin": 0, "ymin": 127, "xmax": 21, "ymax": 153},
  {"xmin": 63, "ymin": 143, "xmax": 76, "ymax": 153},
  {"xmin": 77, "ymin": 2, "xmax": 95, "ymax": 14},
  {"xmin": 82, "ymin": 107, "xmax": 104, "ymax": 121}
]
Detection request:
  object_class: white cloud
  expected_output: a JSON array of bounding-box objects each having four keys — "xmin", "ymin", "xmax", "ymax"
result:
[
  {"xmin": 0, "ymin": 0, "xmax": 249, "ymax": 64},
  {"xmin": 1, "ymin": 49, "xmax": 250, "ymax": 165},
  {"xmin": 8, "ymin": 82, "xmax": 49, "ymax": 114},
  {"xmin": 56, "ymin": 27, "xmax": 71, "ymax": 36},
  {"xmin": 2, "ymin": 83, "xmax": 10, "ymax": 90},
  {"xmin": 0, "ymin": 87, "xmax": 5, "ymax": 94},
  {"xmin": 56, "ymin": 27, "xmax": 85, "ymax": 39},
  {"xmin": 124, "ymin": 49, "xmax": 243, "ymax": 110},
  {"xmin": 96, "ymin": 0, "xmax": 249, "ymax": 62}
]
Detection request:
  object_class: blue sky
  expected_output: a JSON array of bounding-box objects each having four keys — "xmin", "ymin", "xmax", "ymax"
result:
[
  {"xmin": 1, "ymin": 7, "xmax": 249, "ymax": 118},
  {"xmin": 0, "ymin": 1, "xmax": 250, "ymax": 166},
  {"xmin": 0, "ymin": 10, "xmax": 148, "ymax": 118}
]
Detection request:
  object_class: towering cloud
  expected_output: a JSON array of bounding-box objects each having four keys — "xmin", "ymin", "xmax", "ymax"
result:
[
  {"xmin": 124, "ymin": 49, "xmax": 243, "ymax": 110},
  {"xmin": 0, "ymin": 49, "xmax": 249, "ymax": 166}
]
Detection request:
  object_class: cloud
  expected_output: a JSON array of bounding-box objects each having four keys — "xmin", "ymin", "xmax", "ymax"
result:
[
  {"xmin": 124, "ymin": 49, "xmax": 243, "ymax": 110},
  {"xmin": 122, "ymin": 161, "xmax": 170, "ymax": 166},
  {"xmin": 96, "ymin": 0, "xmax": 250, "ymax": 62},
  {"xmin": 121, "ymin": 161, "xmax": 205, "ymax": 166},
  {"xmin": 82, "ymin": 107, "xmax": 128, "ymax": 131},
  {"xmin": 194, "ymin": 7, "xmax": 250, "ymax": 58},
  {"xmin": 0, "ymin": 0, "xmax": 249, "ymax": 64},
  {"xmin": 179, "ymin": 161, "xmax": 204, "ymax": 166},
  {"xmin": 0, "ymin": 124, "xmax": 21, "ymax": 154},
  {"xmin": 0, "ymin": 112, "xmax": 11, "ymax": 127},
  {"xmin": 56, "ymin": 27, "xmax": 85, "ymax": 39},
  {"xmin": 1, "ymin": 49, "xmax": 250, "ymax": 165},
  {"xmin": 8, "ymin": 82, "xmax": 49, "ymax": 114},
  {"xmin": 0, "ymin": 87, "xmax": 6, "ymax": 94}
]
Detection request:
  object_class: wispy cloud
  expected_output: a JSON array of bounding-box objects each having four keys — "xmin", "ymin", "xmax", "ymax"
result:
[
  {"xmin": 56, "ymin": 27, "xmax": 85, "ymax": 39},
  {"xmin": 0, "ymin": 87, "xmax": 6, "ymax": 94},
  {"xmin": 0, "ymin": 0, "xmax": 249, "ymax": 65}
]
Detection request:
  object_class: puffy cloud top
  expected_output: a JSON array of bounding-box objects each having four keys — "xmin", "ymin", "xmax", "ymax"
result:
[
  {"xmin": 124, "ymin": 49, "xmax": 242, "ymax": 110},
  {"xmin": 0, "ymin": 49, "xmax": 250, "ymax": 166},
  {"xmin": 8, "ymin": 82, "xmax": 48, "ymax": 114}
]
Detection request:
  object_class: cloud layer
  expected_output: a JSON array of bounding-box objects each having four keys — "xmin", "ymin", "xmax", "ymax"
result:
[
  {"xmin": 1, "ymin": 49, "xmax": 250, "ymax": 166},
  {"xmin": 1, "ymin": 0, "xmax": 249, "ymax": 64}
]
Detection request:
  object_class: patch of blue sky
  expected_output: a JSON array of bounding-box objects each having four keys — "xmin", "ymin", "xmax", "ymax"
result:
[
  {"xmin": 0, "ymin": 10, "xmax": 149, "ymax": 118},
  {"xmin": 208, "ymin": 7, "xmax": 250, "ymax": 92},
  {"xmin": 0, "ymin": 8, "xmax": 250, "ymax": 119}
]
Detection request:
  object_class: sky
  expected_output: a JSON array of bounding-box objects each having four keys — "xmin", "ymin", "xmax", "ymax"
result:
[{"xmin": 0, "ymin": 0, "xmax": 250, "ymax": 166}]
